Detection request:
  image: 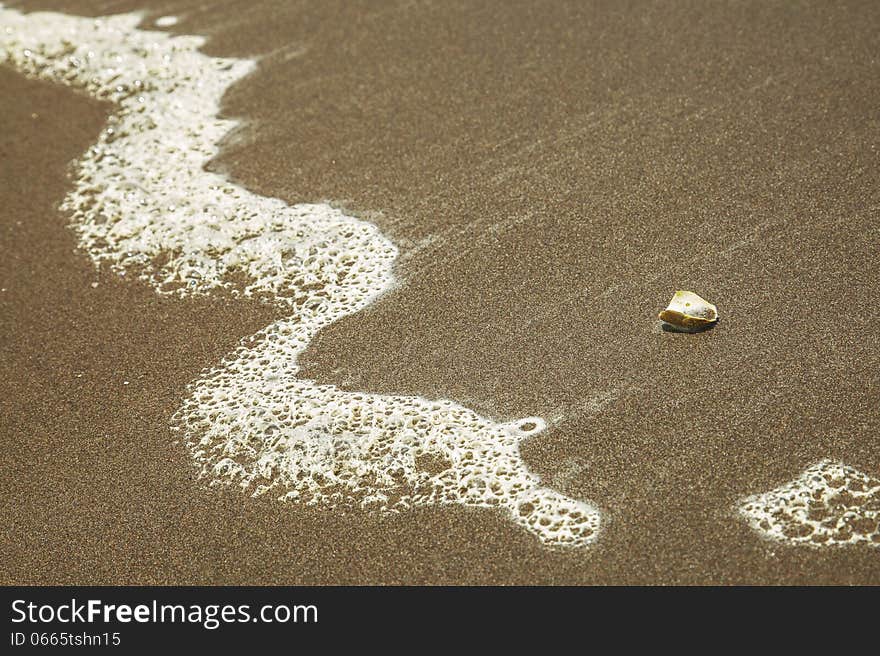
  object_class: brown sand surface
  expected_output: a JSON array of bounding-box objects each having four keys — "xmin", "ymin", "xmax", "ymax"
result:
[{"xmin": 2, "ymin": 0, "xmax": 879, "ymax": 584}]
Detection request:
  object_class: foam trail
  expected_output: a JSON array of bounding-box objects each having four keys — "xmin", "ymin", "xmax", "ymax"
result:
[
  {"xmin": 738, "ymin": 461, "xmax": 879, "ymax": 548},
  {"xmin": 0, "ymin": 7, "xmax": 601, "ymax": 547}
]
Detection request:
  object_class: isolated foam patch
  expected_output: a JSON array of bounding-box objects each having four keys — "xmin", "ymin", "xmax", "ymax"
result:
[
  {"xmin": 0, "ymin": 7, "xmax": 601, "ymax": 547},
  {"xmin": 738, "ymin": 461, "xmax": 880, "ymax": 548}
]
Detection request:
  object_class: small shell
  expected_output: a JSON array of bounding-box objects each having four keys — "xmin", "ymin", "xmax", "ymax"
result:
[{"xmin": 658, "ymin": 290, "xmax": 718, "ymax": 330}]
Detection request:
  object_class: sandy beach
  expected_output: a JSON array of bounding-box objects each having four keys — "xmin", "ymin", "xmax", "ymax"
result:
[{"xmin": 1, "ymin": 0, "xmax": 878, "ymax": 584}]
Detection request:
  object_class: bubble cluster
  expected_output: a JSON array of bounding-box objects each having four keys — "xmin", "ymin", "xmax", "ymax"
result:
[
  {"xmin": 738, "ymin": 461, "xmax": 880, "ymax": 548},
  {"xmin": 0, "ymin": 7, "xmax": 601, "ymax": 547}
]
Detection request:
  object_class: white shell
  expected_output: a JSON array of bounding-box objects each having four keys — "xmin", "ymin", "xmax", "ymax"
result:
[{"xmin": 658, "ymin": 290, "xmax": 718, "ymax": 330}]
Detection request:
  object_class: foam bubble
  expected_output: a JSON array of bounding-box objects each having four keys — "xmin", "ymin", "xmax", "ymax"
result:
[
  {"xmin": 0, "ymin": 7, "xmax": 601, "ymax": 547},
  {"xmin": 738, "ymin": 460, "xmax": 880, "ymax": 548},
  {"xmin": 154, "ymin": 15, "xmax": 178, "ymax": 28}
]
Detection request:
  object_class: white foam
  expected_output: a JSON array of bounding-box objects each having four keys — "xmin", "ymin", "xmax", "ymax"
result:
[
  {"xmin": 738, "ymin": 460, "xmax": 880, "ymax": 548},
  {"xmin": 0, "ymin": 7, "xmax": 601, "ymax": 547},
  {"xmin": 154, "ymin": 15, "xmax": 178, "ymax": 28}
]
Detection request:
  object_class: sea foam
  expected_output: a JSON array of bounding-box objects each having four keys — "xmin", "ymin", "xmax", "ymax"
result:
[
  {"xmin": 0, "ymin": 7, "xmax": 601, "ymax": 547},
  {"xmin": 738, "ymin": 460, "xmax": 879, "ymax": 548}
]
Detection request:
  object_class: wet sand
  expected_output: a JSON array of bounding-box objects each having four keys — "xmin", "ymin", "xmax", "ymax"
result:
[{"xmin": 1, "ymin": 0, "xmax": 879, "ymax": 584}]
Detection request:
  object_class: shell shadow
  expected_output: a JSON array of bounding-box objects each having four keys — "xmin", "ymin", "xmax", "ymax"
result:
[{"xmin": 659, "ymin": 319, "xmax": 719, "ymax": 334}]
